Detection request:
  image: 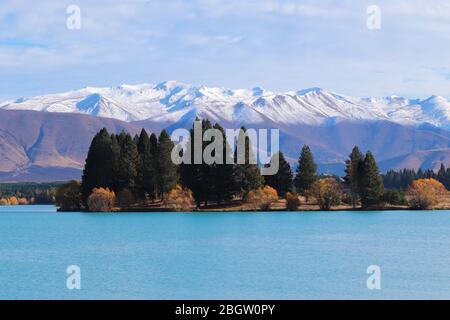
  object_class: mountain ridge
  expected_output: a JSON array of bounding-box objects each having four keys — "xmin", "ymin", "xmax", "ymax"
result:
[{"xmin": 1, "ymin": 81, "xmax": 450, "ymax": 129}]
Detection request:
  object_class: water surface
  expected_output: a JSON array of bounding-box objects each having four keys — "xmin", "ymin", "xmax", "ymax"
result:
[{"xmin": 1, "ymin": 205, "xmax": 450, "ymax": 299}]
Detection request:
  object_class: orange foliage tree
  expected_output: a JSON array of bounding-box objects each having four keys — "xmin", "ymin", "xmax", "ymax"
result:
[
  {"xmin": 247, "ymin": 186, "xmax": 279, "ymax": 210},
  {"xmin": 18, "ymin": 198, "xmax": 29, "ymax": 205},
  {"xmin": 87, "ymin": 188, "xmax": 116, "ymax": 212},
  {"xmin": 8, "ymin": 197, "xmax": 19, "ymax": 206},
  {"xmin": 310, "ymin": 178, "xmax": 343, "ymax": 210},
  {"xmin": 407, "ymin": 178, "xmax": 448, "ymax": 209},
  {"xmin": 163, "ymin": 185, "xmax": 195, "ymax": 212}
]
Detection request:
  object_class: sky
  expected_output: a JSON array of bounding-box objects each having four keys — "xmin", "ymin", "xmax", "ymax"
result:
[{"xmin": 1, "ymin": 0, "xmax": 450, "ymax": 100}]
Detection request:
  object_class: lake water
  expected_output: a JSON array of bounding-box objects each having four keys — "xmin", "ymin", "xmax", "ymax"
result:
[{"xmin": 1, "ymin": 205, "xmax": 450, "ymax": 299}]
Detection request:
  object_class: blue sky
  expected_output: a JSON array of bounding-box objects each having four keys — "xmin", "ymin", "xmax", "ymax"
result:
[{"xmin": 1, "ymin": 0, "xmax": 450, "ymax": 100}]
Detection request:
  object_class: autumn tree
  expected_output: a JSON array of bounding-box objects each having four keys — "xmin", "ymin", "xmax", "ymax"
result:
[
  {"xmin": 87, "ymin": 188, "xmax": 116, "ymax": 212},
  {"xmin": 407, "ymin": 178, "xmax": 448, "ymax": 210},
  {"xmin": 311, "ymin": 178, "xmax": 343, "ymax": 210},
  {"xmin": 163, "ymin": 185, "xmax": 195, "ymax": 212},
  {"xmin": 246, "ymin": 186, "xmax": 278, "ymax": 210},
  {"xmin": 8, "ymin": 196, "xmax": 19, "ymax": 205}
]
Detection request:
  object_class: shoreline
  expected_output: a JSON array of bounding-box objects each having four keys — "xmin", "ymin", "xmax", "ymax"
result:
[{"xmin": 54, "ymin": 204, "xmax": 450, "ymax": 213}]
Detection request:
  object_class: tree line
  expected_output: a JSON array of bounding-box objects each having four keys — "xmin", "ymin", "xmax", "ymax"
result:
[
  {"xmin": 0, "ymin": 182, "xmax": 59, "ymax": 205},
  {"xmin": 383, "ymin": 165, "xmax": 450, "ymax": 190}
]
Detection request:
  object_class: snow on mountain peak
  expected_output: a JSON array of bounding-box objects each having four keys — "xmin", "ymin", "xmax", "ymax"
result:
[
  {"xmin": 1, "ymin": 81, "xmax": 450, "ymax": 130},
  {"xmin": 296, "ymin": 87, "xmax": 324, "ymax": 96}
]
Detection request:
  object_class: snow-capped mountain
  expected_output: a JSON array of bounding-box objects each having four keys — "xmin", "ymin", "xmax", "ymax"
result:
[{"xmin": 2, "ymin": 81, "xmax": 450, "ymax": 129}]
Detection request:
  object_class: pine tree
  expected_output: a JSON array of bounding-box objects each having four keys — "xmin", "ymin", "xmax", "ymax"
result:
[
  {"xmin": 210, "ymin": 123, "xmax": 235, "ymax": 204},
  {"xmin": 156, "ymin": 129, "xmax": 179, "ymax": 199},
  {"xmin": 149, "ymin": 133, "xmax": 159, "ymax": 199},
  {"xmin": 437, "ymin": 163, "xmax": 450, "ymax": 190},
  {"xmin": 344, "ymin": 146, "xmax": 364, "ymax": 208},
  {"xmin": 180, "ymin": 119, "xmax": 215, "ymax": 207},
  {"xmin": 114, "ymin": 131, "xmax": 140, "ymax": 193},
  {"xmin": 294, "ymin": 145, "xmax": 317, "ymax": 201},
  {"xmin": 359, "ymin": 151, "xmax": 384, "ymax": 208},
  {"xmin": 264, "ymin": 151, "xmax": 293, "ymax": 197},
  {"xmin": 233, "ymin": 127, "xmax": 263, "ymax": 199},
  {"xmin": 136, "ymin": 129, "xmax": 157, "ymax": 201},
  {"xmin": 109, "ymin": 133, "xmax": 121, "ymax": 192},
  {"xmin": 81, "ymin": 128, "xmax": 114, "ymax": 205}
]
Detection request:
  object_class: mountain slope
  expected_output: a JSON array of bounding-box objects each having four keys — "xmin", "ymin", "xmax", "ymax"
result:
[
  {"xmin": 0, "ymin": 109, "xmax": 140, "ymax": 181},
  {"xmin": 0, "ymin": 109, "xmax": 449, "ymax": 181}
]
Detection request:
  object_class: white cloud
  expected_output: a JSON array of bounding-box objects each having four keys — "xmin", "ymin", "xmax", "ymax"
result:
[{"xmin": 1, "ymin": 0, "xmax": 450, "ymax": 99}]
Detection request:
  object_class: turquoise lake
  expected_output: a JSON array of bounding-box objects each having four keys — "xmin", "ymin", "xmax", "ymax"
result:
[{"xmin": 1, "ymin": 205, "xmax": 450, "ymax": 299}]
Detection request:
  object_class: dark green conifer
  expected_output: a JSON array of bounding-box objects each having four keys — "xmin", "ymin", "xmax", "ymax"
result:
[
  {"xmin": 114, "ymin": 131, "xmax": 140, "ymax": 192},
  {"xmin": 359, "ymin": 151, "xmax": 384, "ymax": 208},
  {"xmin": 233, "ymin": 127, "xmax": 263, "ymax": 199},
  {"xmin": 344, "ymin": 146, "xmax": 364, "ymax": 208},
  {"xmin": 156, "ymin": 129, "xmax": 179, "ymax": 199},
  {"xmin": 264, "ymin": 151, "xmax": 293, "ymax": 197},
  {"xmin": 81, "ymin": 128, "xmax": 114, "ymax": 204},
  {"xmin": 294, "ymin": 145, "xmax": 317, "ymax": 201}
]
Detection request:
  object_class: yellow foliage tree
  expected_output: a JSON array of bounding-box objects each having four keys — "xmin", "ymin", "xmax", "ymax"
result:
[
  {"xmin": 8, "ymin": 197, "xmax": 19, "ymax": 206},
  {"xmin": 407, "ymin": 178, "xmax": 448, "ymax": 210},
  {"xmin": 0, "ymin": 198, "xmax": 10, "ymax": 206},
  {"xmin": 247, "ymin": 186, "xmax": 279, "ymax": 210},
  {"xmin": 87, "ymin": 188, "xmax": 116, "ymax": 212},
  {"xmin": 163, "ymin": 185, "xmax": 195, "ymax": 212},
  {"xmin": 18, "ymin": 198, "xmax": 29, "ymax": 205},
  {"xmin": 311, "ymin": 178, "xmax": 343, "ymax": 210},
  {"xmin": 285, "ymin": 192, "xmax": 300, "ymax": 211}
]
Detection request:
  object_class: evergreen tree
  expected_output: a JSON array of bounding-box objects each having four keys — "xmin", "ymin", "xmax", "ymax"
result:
[
  {"xmin": 114, "ymin": 131, "xmax": 140, "ymax": 193},
  {"xmin": 437, "ymin": 163, "xmax": 450, "ymax": 190},
  {"xmin": 359, "ymin": 151, "xmax": 384, "ymax": 208},
  {"xmin": 180, "ymin": 119, "xmax": 214, "ymax": 207},
  {"xmin": 294, "ymin": 145, "xmax": 317, "ymax": 201},
  {"xmin": 81, "ymin": 128, "xmax": 114, "ymax": 205},
  {"xmin": 264, "ymin": 151, "xmax": 293, "ymax": 197},
  {"xmin": 149, "ymin": 133, "xmax": 159, "ymax": 199},
  {"xmin": 136, "ymin": 129, "xmax": 157, "ymax": 201},
  {"xmin": 210, "ymin": 123, "xmax": 236, "ymax": 204},
  {"xmin": 344, "ymin": 146, "xmax": 364, "ymax": 208},
  {"xmin": 233, "ymin": 127, "xmax": 263, "ymax": 199},
  {"xmin": 109, "ymin": 133, "xmax": 121, "ymax": 191},
  {"xmin": 156, "ymin": 129, "xmax": 179, "ymax": 199}
]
